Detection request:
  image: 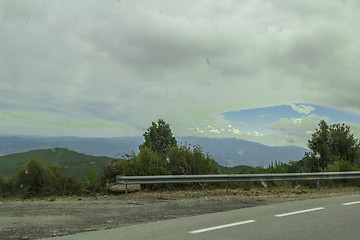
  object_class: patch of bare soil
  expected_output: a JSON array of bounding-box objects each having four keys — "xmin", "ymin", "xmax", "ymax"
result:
[{"xmin": 1, "ymin": 187, "xmax": 360, "ymax": 240}]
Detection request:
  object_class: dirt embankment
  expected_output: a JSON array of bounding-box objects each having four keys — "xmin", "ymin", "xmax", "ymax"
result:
[{"xmin": 1, "ymin": 187, "xmax": 360, "ymax": 240}]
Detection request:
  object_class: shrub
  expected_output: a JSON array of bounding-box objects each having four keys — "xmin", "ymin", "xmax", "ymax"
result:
[
  {"xmin": 83, "ymin": 169, "xmax": 102, "ymax": 194},
  {"xmin": 13, "ymin": 158, "xmax": 81, "ymax": 197},
  {"xmin": 136, "ymin": 146, "xmax": 169, "ymax": 176},
  {"xmin": 101, "ymin": 159, "xmax": 128, "ymax": 184},
  {"xmin": 167, "ymin": 144, "xmax": 218, "ymax": 175},
  {"xmin": 0, "ymin": 173, "xmax": 11, "ymax": 197}
]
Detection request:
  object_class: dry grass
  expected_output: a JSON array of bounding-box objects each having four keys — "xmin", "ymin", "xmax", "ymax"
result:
[
  {"xmin": 2, "ymin": 185, "xmax": 360, "ymax": 203},
  {"xmin": 126, "ymin": 186, "xmax": 360, "ymax": 200}
]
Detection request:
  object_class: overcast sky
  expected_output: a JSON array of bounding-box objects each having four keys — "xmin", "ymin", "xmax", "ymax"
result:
[{"xmin": 1, "ymin": 0, "xmax": 360, "ymax": 148}]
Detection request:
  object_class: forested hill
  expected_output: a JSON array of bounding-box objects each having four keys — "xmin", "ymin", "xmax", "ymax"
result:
[{"xmin": 0, "ymin": 148, "xmax": 114, "ymax": 179}]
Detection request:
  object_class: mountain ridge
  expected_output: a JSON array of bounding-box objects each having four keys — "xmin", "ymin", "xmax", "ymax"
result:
[{"xmin": 0, "ymin": 135, "xmax": 307, "ymax": 167}]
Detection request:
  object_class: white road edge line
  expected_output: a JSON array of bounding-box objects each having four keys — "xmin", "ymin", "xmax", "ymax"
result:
[
  {"xmin": 275, "ymin": 207, "xmax": 325, "ymax": 217},
  {"xmin": 343, "ymin": 201, "xmax": 360, "ymax": 206},
  {"xmin": 189, "ymin": 220, "xmax": 256, "ymax": 234}
]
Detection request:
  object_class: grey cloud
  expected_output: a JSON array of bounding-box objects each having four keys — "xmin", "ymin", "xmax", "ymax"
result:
[{"xmin": 1, "ymin": 0, "xmax": 360, "ymax": 139}]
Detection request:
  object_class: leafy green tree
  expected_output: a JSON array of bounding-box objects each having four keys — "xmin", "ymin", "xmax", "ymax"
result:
[
  {"xmin": 46, "ymin": 163, "xmax": 67, "ymax": 194},
  {"xmin": 47, "ymin": 163, "xmax": 81, "ymax": 195},
  {"xmin": 329, "ymin": 123, "xmax": 359, "ymax": 163},
  {"xmin": 307, "ymin": 120, "xmax": 331, "ymax": 171},
  {"xmin": 307, "ymin": 120, "xmax": 360, "ymax": 171},
  {"xmin": 101, "ymin": 120, "xmax": 219, "ymax": 184},
  {"xmin": 140, "ymin": 119, "xmax": 177, "ymax": 158},
  {"xmin": 15, "ymin": 157, "xmax": 49, "ymax": 196}
]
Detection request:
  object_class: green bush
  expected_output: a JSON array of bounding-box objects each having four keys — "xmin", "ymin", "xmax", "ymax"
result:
[
  {"xmin": 136, "ymin": 146, "xmax": 169, "ymax": 176},
  {"xmin": 13, "ymin": 157, "xmax": 81, "ymax": 197},
  {"xmin": 167, "ymin": 144, "xmax": 218, "ymax": 175},
  {"xmin": 101, "ymin": 159, "xmax": 128, "ymax": 184},
  {"xmin": 326, "ymin": 158, "xmax": 358, "ymax": 172},
  {"xmin": 83, "ymin": 169, "xmax": 102, "ymax": 194},
  {"xmin": 0, "ymin": 173, "xmax": 11, "ymax": 197}
]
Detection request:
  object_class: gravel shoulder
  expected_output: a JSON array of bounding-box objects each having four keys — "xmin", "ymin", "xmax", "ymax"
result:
[{"xmin": 1, "ymin": 187, "xmax": 360, "ymax": 240}]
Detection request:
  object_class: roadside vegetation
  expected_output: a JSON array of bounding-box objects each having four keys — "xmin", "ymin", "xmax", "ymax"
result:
[
  {"xmin": 253, "ymin": 120, "xmax": 360, "ymax": 174},
  {"xmin": 0, "ymin": 119, "xmax": 359, "ymax": 199}
]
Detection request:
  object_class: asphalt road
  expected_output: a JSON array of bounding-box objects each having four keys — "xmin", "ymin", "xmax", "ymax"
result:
[{"xmin": 42, "ymin": 194, "xmax": 360, "ymax": 240}]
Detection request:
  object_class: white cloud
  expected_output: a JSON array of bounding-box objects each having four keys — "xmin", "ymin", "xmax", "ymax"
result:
[
  {"xmin": 231, "ymin": 128, "xmax": 241, "ymax": 136},
  {"xmin": 263, "ymin": 114, "xmax": 327, "ymax": 147},
  {"xmin": 291, "ymin": 104, "xmax": 315, "ymax": 115},
  {"xmin": 244, "ymin": 131, "xmax": 264, "ymax": 137},
  {"xmin": 209, "ymin": 129, "xmax": 221, "ymax": 134},
  {"xmin": 189, "ymin": 122, "xmax": 268, "ymax": 141},
  {"xmin": 188, "ymin": 127, "xmax": 204, "ymax": 135}
]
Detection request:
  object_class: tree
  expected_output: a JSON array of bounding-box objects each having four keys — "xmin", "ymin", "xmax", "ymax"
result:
[
  {"xmin": 329, "ymin": 123, "xmax": 359, "ymax": 163},
  {"xmin": 140, "ymin": 119, "xmax": 177, "ymax": 157},
  {"xmin": 47, "ymin": 163, "xmax": 81, "ymax": 195},
  {"xmin": 307, "ymin": 120, "xmax": 331, "ymax": 171},
  {"xmin": 15, "ymin": 157, "xmax": 49, "ymax": 196},
  {"xmin": 307, "ymin": 120, "xmax": 360, "ymax": 171}
]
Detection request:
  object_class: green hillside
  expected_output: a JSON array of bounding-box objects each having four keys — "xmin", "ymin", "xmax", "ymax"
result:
[
  {"xmin": 218, "ymin": 164, "xmax": 254, "ymax": 174},
  {"xmin": 0, "ymin": 148, "xmax": 115, "ymax": 179}
]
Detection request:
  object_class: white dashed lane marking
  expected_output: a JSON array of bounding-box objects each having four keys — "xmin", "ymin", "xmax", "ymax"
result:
[
  {"xmin": 189, "ymin": 200, "xmax": 360, "ymax": 235},
  {"xmin": 343, "ymin": 201, "xmax": 360, "ymax": 206},
  {"xmin": 189, "ymin": 220, "xmax": 256, "ymax": 234},
  {"xmin": 275, "ymin": 207, "xmax": 325, "ymax": 217}
]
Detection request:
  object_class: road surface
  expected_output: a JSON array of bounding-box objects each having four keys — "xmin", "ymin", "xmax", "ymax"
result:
[{"xmin": 42, "ymin": 194, "xmax": 360, "ymax": 240}]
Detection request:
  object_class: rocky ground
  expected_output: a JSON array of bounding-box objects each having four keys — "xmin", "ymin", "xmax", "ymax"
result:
[{"xmin": 1, "ymin": 187, "xmax": 360, "ymax": 240}]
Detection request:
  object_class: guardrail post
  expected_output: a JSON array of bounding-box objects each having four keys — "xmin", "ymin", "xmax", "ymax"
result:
[
  {"xmin": 226, "ymin": 182, "xmax": 229, "ymax": 194},
  {"xmin": 125, "ymin": 184, "xmax": 128, "ymax": 195},
  {"xmin": 317, "ymin": 179, "xmax": 320, "ymax": 191}
]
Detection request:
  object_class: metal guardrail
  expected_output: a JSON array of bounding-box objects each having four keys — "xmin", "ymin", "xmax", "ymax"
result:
[{"xmin": 116, "ymin": 171, "xmax": 360, "ymax": 194}]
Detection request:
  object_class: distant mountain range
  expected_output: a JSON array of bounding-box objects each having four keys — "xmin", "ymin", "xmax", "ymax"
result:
[
  {"xmin": 0, "ymin": 135, "xmax": 308, "ymax": 167},
  {"xmin": 178, "ymin": 137, "xmax": 307, "ymax": 167}
]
